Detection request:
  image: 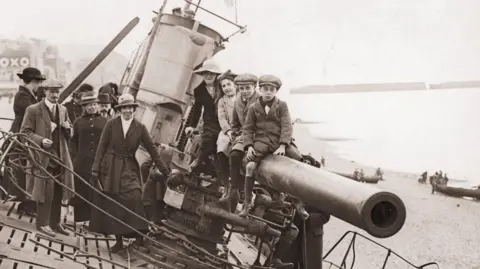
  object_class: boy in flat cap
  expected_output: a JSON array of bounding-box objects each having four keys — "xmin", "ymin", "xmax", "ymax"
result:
[
  {"xmin": 218, "ymin": 73, "xmax": 260, "ymax": 211},
  {"xmin": 240, "ymin": 75, "xmax": 302, "ymax": 217}
]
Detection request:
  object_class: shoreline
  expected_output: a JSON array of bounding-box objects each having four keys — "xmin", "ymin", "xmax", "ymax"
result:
[
  {"xmin": 293, "ymin": 123, "xmax": 480, "ymax": 268},
  {"xmin": 294, "ymin": 123, "xmax": 406, "ymax": 179}
]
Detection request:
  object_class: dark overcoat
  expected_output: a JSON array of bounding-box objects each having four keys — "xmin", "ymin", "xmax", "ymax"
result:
[
  {"xmin": 10, "ymin": 86, "xmax": 37, "ymax": 133},
  {"xmin": 64, "ymin": 100, "xmax": 82, "ymax": 124},
  {"xmin": 243, "ymin": 97, "xmax": 293, "ymax": 151},
  {"xmin": 69, "ymin": 113, "xmax": 108, "ymax": 221},
  {"xmin": 230, "ymin": 91, "xmax": 259, "ymax": 151},
  {"xmin": 91, "ymin": 117, "xmax": 170, "ymax": 194},
  {"xmin": 20, "ymin": 100, "xmax": 75, "ymax": 203},
  {"xmin": 187, "ymin": 82, "xmax": 221, "ymax": 135},
  {"xmin": 7, "ymin": 86, "xmax": 38, "ymax": 198}
]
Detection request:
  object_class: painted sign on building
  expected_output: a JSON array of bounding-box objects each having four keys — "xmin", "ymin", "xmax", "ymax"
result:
[{"xmin": 0, "ymin": 41, "xmax": 31, "ymax": 84}]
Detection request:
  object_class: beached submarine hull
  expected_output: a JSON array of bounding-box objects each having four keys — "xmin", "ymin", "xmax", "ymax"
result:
[
  {"xmin": 435, "ymin": 184, "xmax": 480, "ymax": 199},
  {"xmin": 331, "ymin": 171, "xmax": 381, "ymax": 184},
  {"xmin": 256, "ymin": 157, "xmax": 406, "ymax": 238}
]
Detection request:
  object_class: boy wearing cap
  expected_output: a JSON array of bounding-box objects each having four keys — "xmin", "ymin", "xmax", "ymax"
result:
[
  {"xmin": 218, "ymin": 73, "xmax": 259, "ymax": 210},
  {"xmin": 21, "ymin": 79, "xmax": 75, "ymax": 237},
  {"xmin": 240, "ymin": 75, "xmax": 302, "ymax": 217},
  {"xmin": 69, "ymin": 92, "xmax": 108, "ymax": 223}
]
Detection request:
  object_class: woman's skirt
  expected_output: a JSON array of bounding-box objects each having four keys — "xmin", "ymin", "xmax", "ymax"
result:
[
  {"xmin": 89, "ymin": 169, "xmax": 148, "ymax": 237},
  {"xmin": 71, "ymin": 161, "xmax": 94, "ymax": 222}
]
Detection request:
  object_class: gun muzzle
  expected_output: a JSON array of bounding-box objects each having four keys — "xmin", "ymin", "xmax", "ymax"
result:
[{"xmin": 255, "ymin": 156, "xmax": 406, "ymax": 238}]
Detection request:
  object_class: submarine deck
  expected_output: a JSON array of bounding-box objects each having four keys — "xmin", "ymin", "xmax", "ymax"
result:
[{"xmin": 0, "ymin": 201, "xmax": 262, "ymax": 269}]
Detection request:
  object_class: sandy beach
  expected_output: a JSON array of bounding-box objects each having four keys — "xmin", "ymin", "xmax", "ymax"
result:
[{"xmin": 293, "ymin": 124, "xmax": 480, "ymax": 269}]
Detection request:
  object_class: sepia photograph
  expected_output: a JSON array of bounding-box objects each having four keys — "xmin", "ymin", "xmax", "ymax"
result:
[{"xmin": 0, "ymin": 0, "xmax": 478, "ymax": 268}]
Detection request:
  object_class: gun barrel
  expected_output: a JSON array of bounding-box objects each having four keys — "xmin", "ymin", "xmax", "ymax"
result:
[{"xmin": 255, "ymin": 156, "xmax": 406, "ymax": 238}]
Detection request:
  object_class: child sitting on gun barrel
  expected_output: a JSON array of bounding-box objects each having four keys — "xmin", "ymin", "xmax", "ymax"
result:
[{"xmin": 239, "ymin": 74, "xmax": 302, "ymax": 217}]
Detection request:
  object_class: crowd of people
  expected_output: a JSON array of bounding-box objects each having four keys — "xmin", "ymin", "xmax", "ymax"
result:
[
  {"xmin": 2, "ymin": 62, "xmax": 312, "ymax": 268},
  {"xmin": 418, "ymin": 170, "xmax": 449, "ymax": 185}
]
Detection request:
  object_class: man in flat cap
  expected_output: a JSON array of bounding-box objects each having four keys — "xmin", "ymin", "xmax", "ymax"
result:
[
  {"xmin": 64, "ymin": 83, "xmax": 94, "ymax": 124},
  {"xmin": 21, "ymin": 79, "xmax": 75, "ymax": 237},
  {"xmin": 6, "ymin": 67, "xmax": 46, "ymax": 215},
  {"xmin": 218, "ymin": 73, "xmax": 259, "ymax": 211}
]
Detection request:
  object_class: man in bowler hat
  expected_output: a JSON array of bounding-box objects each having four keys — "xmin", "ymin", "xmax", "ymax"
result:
[
  {"xmin": 97, "ymin": 93, "xmax": 114, "ymax": 119},
  {"xmin": 6, "ymin": 67, "xmax": 46, "ymax": 215}
]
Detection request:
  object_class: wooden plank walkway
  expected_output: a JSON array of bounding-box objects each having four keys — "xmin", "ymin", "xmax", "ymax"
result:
[
  {"xmin": 0, "ymin": 202, "xmax": 131, "ymax": 269},
  {"xmin": 0, "ymin": 201, "xmax": 263, "ymax": 268}
]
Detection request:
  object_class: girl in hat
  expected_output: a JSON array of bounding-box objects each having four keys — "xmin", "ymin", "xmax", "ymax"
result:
[
  {"xmin": 215, "ymin": 70, "xmax": 238, "ymax": 200},
  {"xmin": 90, "ymin": 93, "xmax": 170, "ymax": 252},
  {"xmin": 184, "ymin": 59, "xmax": 223, "ymax": 174}
]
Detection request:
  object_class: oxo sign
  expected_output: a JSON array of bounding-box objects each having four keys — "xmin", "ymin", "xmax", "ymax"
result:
[{"xmin": 0, "ymin": 56, "xmax": 30, "ymax": 68}]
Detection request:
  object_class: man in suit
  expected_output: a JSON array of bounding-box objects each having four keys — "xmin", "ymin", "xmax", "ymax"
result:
[
  {"xmin": 21, "ymin": 79, "xmax": 75, "ymax": 237},
  {"xmin": 7, "ymin": 67, "xmax": 45, "ymax": 215}
]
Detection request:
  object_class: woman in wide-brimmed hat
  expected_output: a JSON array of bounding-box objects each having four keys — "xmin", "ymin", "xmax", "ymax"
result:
[
  {"xmin": 90, "ymin": 93, "xmax": 171, "ymax": 252},
  {"xmin": 184, "ymin": 59, "xmax": 223, "ymax": 174}
]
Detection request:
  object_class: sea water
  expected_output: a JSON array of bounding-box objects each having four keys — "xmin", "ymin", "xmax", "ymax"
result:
[
  {"xmin": 288, "ymin": 88, "xmax": 480, "ymax": 185},
  {"xmin": 0, "ymin": 89, "xmax": 478, "ymax": 185}
]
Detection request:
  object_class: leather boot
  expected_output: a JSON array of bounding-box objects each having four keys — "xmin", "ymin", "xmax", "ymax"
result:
[
  {"xmin": 219, "ymin": 186, "xmax": 240, "ymax": 213},
  {"xmin": 270, "ymin": 239, "xmax": 294, "ymax": 269},
  {"xmin": 239, "ymin": 177, "xmax": 254, "ymax": 217}
]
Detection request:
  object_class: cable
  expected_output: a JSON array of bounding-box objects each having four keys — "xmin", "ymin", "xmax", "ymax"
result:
[{"xmin": 0, "ymin": 131, "xmax": 242, "ymax": 268}]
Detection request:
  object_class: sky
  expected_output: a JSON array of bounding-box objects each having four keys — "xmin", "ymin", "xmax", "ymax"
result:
[{"xmin": 1, "ymin": 0, "xmax": 480, "ymax": 89}]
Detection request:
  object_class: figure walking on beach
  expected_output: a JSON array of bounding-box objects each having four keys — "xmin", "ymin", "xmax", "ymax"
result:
[
  {"xmin": 7, "ymin": 67, "xmax": 46, "ymax": 216},
  {"xmin": 69, "ymin": 92, "xmax": 108, "ymax": 224},
  {"xmin": 90, "ymin": 93, "xmax": 170, "ymax": 253},
  {"xmin": 20, "ymin": 79, "xmax": 75, "ymax": 237}
]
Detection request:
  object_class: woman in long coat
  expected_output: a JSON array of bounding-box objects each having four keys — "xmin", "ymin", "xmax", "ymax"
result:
[
  {"xmin": 69, "ymin": 92, "xmax": 108, "ymax": 223},
  {"xmin": 90, "ymin": 93, "xmax": 170, "ymax": 253}
]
